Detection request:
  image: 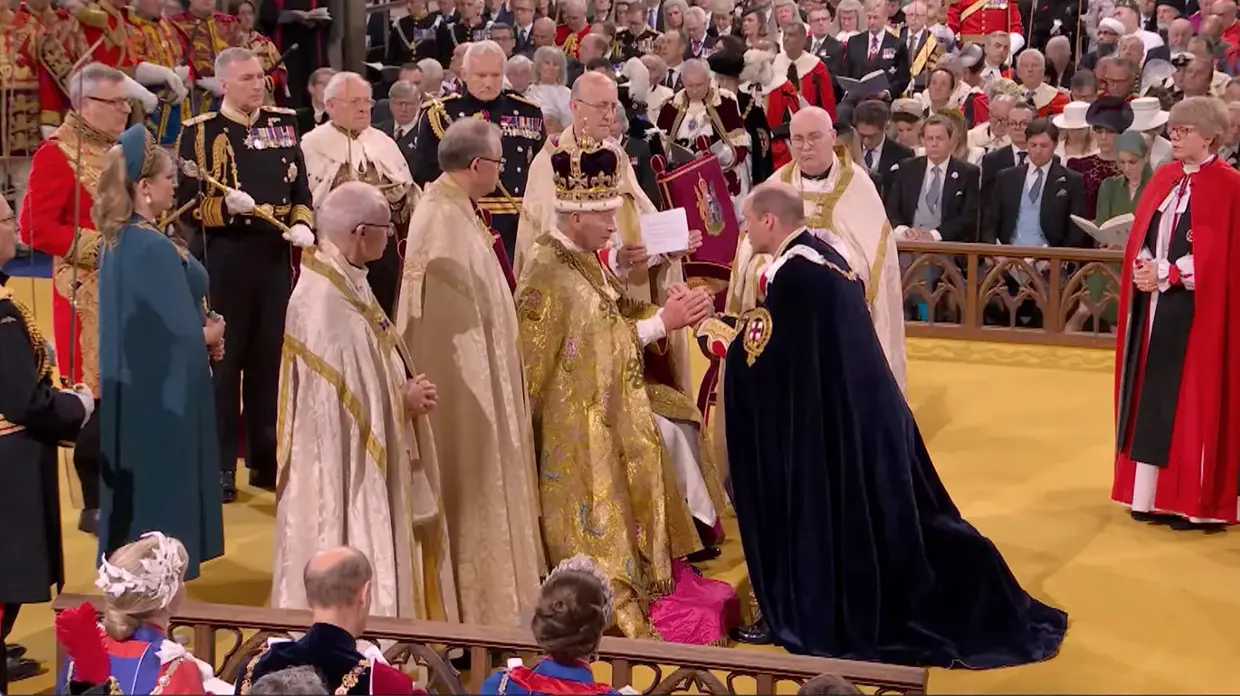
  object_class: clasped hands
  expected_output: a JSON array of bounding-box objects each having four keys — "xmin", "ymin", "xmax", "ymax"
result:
[
  {"xmin": 661, "ymin": 282, "xmax": 714, "ymax": 331},
  {"xmin": 204, "ymin": 314, "xmax": 226, "ymax": 361},
  {"xmin": 616, "ymin": 229, "xmax": 704, "ymax": 276},
  {"xmin": 402, "ymin": 373, "xmax": 438, "ymax": 417},
  {"xmin": 223, "ymin": 189, "xmax": 314, "ymax": 247}
]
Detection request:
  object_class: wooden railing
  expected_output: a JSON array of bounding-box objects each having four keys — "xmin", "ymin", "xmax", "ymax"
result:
[
  {"xmin": 51, "ymin": 595, "xmax": 929, "ymax": 695},
  {"xmin": 896, "ymin": 241, "xmax": 1125, "ymax": 349}
]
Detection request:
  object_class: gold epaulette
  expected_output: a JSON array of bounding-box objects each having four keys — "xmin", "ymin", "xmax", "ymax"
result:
[
  {"xmin": 425, "ymin": 97, "xmax": 453, "ymax": 139},
  {"xmin": 75, "ymin": 2, "xmax": 109, "ymax": 29},
  {"xmin": 183, "ymin": 111, "xmax": 218, "ymax": 127},
  {"xmin": 261, "ymin": 105, "xmax": 296, "ymax": 115},
  {"xmin": 508, "ymin": 93, "xmax": 541, "ymax": 109},
  {"xmin": 421, "ymin": 92, "xmax": 460, "ymax": 108}
]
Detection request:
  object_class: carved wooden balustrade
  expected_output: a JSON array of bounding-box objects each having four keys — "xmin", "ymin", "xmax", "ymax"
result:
[
  {"xmin": 896, "ymin": 241, "xmax": 1125, "ymax": 349},
  {"xmin": 51, "ymin": 594, "xmax": 929, "ymax": 695}
]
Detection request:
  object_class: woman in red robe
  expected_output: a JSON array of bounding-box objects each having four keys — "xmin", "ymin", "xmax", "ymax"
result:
[{"xmin": 1111, "ymin": 96, "xmax": 1240, "ymax": 530}]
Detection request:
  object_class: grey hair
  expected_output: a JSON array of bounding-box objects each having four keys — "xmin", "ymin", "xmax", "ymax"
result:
[
  {"xmin": 662, "ymin": 0, "xmax": 688, "ymax": 22},
  {"xmin": 323, "ymin": 71, "xmax": 370, "ymax": 102},
  {"xmin": 389, "ymin": 80, "xmax": 419, "ymax": 101},
  {"xmin": 560, "ymin": 0, "xmax": 586, "ymax": 13},
  {"xmin": 641, "ymin": 54, "xmax": 668, "ymax": 83},
  {"xmin": 1018, "ymin": 47, "xmax": 1046, "ymax": 70},
  {"xmin": 1046, "ymin": 35, "xmax": 1071, "ymax": 52},
  {"xmin": 534, "ymin": 45, "xmax": 568, "ymax": 85},
  {"xmin": 416, "ymin": 58, "xmax": 444, "ymax": 94},
  {"xmin": 68, "ymin": 62, "xmax": 125, "ymax": 110},
  {"xmin": 439, "ymin": 118, "xmax": 502, "ymax": 172},
  {"xmin": 249, "ymin": 667, "xmax": 329, "ymax": 696},
  {"xmin": 685, "ymin": 5, "xmax": 707, "ymax": 24},
  {"xmin": 463, "ymin": 40, "xmax": 506, "ymax": 72},
  {"xmin": 314, "ymin": 182, "xmax": 389, "ymax": 244},
  {"xmin": 681, "ymin": 58, "xmax": 710, "ymax": 80},
  {"xmin": 507, "ymin": 54, "xmax": 535, "ymax": 74},
  {"xmin": 747, "ymin": 182, "xmax": 806, "ymax": 228},
  {"xmin": 986, "ymin": 29, "xmax": 1008, "ymax": 43},
  {"xmin": 214, "ymin": 46, "xmax": 258, "ymax": 80}
]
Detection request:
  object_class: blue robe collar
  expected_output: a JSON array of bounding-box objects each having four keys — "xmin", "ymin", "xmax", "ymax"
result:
[{"xmin": 531, "ymin": 658, "xmax": 596, "ymax": 682}]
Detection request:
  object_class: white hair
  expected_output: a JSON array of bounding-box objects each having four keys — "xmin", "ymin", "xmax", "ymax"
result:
[
  {"xmin": 315, "ymin": 182, "xmax": 389, "ymax": 242},
  {"xmin": 685, "ymin": 5, "xmax": 707, "ymax": 23},
  {"xmin": 681, "ymin": 58, "xmax": 710, "ymax": 80},
  {"xmin": 534, "ymin": 45, "xmax": 568, "ymax": 84},
  {"xmin": 507, "ymin": 54, "xmax": 534, "ymax": 74},
  {"xmin": 323, "ymin": 71, "xmax": 370, "ymax": 102},
  {"xmin": 560, "ymin": 0, "xmax": 586, "ymax": 13},
  {"xmin": 68, "ymin": 62, "xmax": 125, "ymax": 110},
  {"xmin": 1046, "ymin": 35, "xmax": 1071, "ymax": 52},
  {"xmin": 1018, "ymin": 47, "xmax": 1046, "ymax": 70},
  {"xmin": 249, "ymin": 667, "xmax": 328, "ymax": 696},
  {"xmin": 214, "ymin": 46, "xmax": 258, "ymax": 80},
  {"xmin": 463, "ymin": 40, "xmax": 506, "ymax": 72},
  {"xmin": 416, "ymin": 57, "xmax": 444, "ymax": 95}
]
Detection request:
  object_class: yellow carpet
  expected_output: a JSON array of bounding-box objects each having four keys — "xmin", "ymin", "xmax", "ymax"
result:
[{"xmin": 8, "ymin": 279, "xmax": 1240, "ymax": 694}]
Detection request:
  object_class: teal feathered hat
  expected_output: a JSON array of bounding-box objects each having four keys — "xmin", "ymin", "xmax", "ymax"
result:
[{"xmin": 118, "ymin": 124, "xmax": 156, "ymax": 184}]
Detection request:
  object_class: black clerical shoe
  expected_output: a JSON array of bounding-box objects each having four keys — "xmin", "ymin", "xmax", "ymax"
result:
[
  {"xmin": 684, "ymin": 547, "xmax": 722, "ymax": 564},
  {"xmin": 77, "ymin": 508, "xmax": 99, "ymax": 536},
  {"xmin": 729, "ymin": 620, "xmax": 772, "ymax": 645},
  {"xmin": 1169, "ymin": 517, "xmax": 1227, "ymax": 533},
  {"xmin": 221, "ymin": 471, "xmax": 237, "ymax": 504},
  {"xmin": 6, "ymin": 656, "xmax": 42, "ymax": 682},
  {"xmin": 248, "ymin": 469, "xmax": 277, "ymax": 492},
  {"xmin": 4, "ymin": 644, "xmax": 26, "ymax": 660},
  {"xmin": 1130, "ymin": 510, "xmax": 1175, "ymax": 525}
]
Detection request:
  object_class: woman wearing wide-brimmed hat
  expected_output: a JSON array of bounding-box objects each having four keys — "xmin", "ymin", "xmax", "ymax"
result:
[
  {"xmin": 1067, "ymin": 95, "xmax": 1134, "ymax": 217},
  {"xmin": 1052, "ymin": 101, "xmax": 1097, "ymax": 162},
  {"xmin": 1127, "ymin": 96, "xmax": 1172, "ymax": 168}
]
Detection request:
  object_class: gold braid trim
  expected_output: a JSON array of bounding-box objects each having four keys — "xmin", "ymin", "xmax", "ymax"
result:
[
  {"xmin": 289, "ymin": 204, "xmax": 313, "ymax": 226},
  {"xmin": 867, "ymin": 222, "xmax": 892, "ymax": 306},
  {"xmin": 196, "ymin": 196, "xmax": 225, "ymax": 227},
  {"xmin": 645, "ymin": 382, "xmax": 702, "ymax": 424},
  {"xmin": 335, "ymin": 659, "xmax": 369, "ymax": 695},
  {"xmin": 236, "ymin": 644, "xmax": 269, "ymax": 695}
]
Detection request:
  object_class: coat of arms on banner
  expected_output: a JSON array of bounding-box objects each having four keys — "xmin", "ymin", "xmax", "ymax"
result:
[{"xmin": 695, "ymin": 175, "xmax": 726, "ymax": 237}]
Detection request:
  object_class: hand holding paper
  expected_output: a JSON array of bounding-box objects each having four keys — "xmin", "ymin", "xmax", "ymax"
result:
[{"xmin": 639, "ymin": 209, "xmax": 691, "ymax": 257}]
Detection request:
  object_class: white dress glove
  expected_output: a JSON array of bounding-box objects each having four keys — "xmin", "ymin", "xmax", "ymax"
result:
[
  {"xmin": 174, "ymin": 65, "xmax": 191, "ymax": 84},
  {"xmin": 40, "ymin": 124, "xmax": 56, "ymax": 139},
  {"xmin": 72, "ymin": 386, "xmax": 95, "ymax": 426},
  {"xmin": 284, "ymin": 223, "xmax": 315, "ymax": 247},
  {"xmin": 121, "ymin": 74, "xmax": 159, "ymax": 112},
  {"xmin": 196, "ymin": 76, "xmax": 223, "ymax": 97},
  {"xmin": 710, "ymin": 140, "xmax": 735, "ymax": 169},
  {"xmin": 224, "ymin": 188, "xmax": 257, "ymax": 215}
]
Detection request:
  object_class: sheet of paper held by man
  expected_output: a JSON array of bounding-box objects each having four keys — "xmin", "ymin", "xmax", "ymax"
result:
[{"xmin": 639, "ymin": 208, "xmax": 691, "ymax": 256}]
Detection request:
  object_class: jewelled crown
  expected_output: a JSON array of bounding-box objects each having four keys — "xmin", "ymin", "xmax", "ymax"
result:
[{"xmin": 551, "ymin": 142, "xmax": 623, "ymax": 213}]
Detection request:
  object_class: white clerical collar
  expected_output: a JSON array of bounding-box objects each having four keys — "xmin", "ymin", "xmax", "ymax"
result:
[{"xmin": 1182, "ymin": 154, "xmax": 1216, "ymax": 173}]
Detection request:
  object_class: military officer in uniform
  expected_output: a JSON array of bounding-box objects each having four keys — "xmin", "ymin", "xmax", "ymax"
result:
[
  {"xmin": 386, "ymin": 0, "xmax": 444, "ymax": 67},
  {"xmin": 413, "ymin": 40, "xmax": 543, "ymax": 262},
  {"xmin": 175, "ymin": 47, "xmax": 314, "ymax": 503},
  {"xmin": 614, "ymin": 1, "xmax": 661, "ymax": 63}
]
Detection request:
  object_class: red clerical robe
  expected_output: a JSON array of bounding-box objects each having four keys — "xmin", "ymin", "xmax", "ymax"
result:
[
  {"xmin": 1111, "ymin": 157, "xmax": 1240, "ymax": 523},
  {"xmin": 555, "ymin": 24, "xmax": 589, "ymax": 59},
  {"xmin": 19, "ymin": 113, "xmax": 110, "ymax": 389},
  {"xmin": 764, "ymin": 80, "xmax": 800, "ymax": 170}
]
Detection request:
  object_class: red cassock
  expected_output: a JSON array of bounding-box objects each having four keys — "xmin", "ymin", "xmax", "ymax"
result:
[
  {"xmin": 765, "ymin": 81, "xmax": 801, "ymax": 170},
  {"xmin": 19, "ymin": 130, "xmax": 100, "ymax": 385},
  {"xmin": 797, "ymin": 60, "xmax": 837, "ymax": 120},
  {"xmin": 1111, "ymin": 158, "xmax": 1240, "ymax": 523}
]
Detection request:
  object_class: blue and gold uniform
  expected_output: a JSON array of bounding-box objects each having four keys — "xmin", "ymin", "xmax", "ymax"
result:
[{"xmin": 412, "ymin": 89, "xmax": 545, "ymax": 260}]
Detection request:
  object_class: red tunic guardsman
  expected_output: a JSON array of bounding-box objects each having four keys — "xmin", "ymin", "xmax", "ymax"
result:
[
  {"xmin": 12, "ymin": 1, "xmax": 81, "ymax": 133},
  {"xmin": 18, "ymin": 110, "xmax": 113, "ymax": 392},
  {"xmin": 124, "ymin": 5, "xmax": 192, "ymax": 145},
  {"xmin": 946, "ymin": 0, "xmax": 1024, "ymax": 53},
  {"xmin": 0, "ymin": 3, "xmax": 78, "ymax": 202},
  {"xmin": 555, "ymin": 23, "xmax": 590, "ymax": 59},
  {"xmin": 167, "ymin": 6, "xmax": 236, "ymax": 115},
  {"xmin": 74, "ymin": 1, "xmax": 136, "ymax": 71}
]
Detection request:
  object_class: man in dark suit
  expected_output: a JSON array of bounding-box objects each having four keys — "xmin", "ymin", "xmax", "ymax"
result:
[
  {"xmin": 807, "ymin": 6, "xmax": 846, "ymax": 100},
  {"xmin": 886, "ymin": 114, "xmax": 980, "ymax": 243},
  {"xmin": 372, "ymin": 80, "xmax": 421, "ymax": 171},
  {"xmin": 296, "ymin": 67, "xmax": 336, "ymax": 135},
  {"xmin": 842, "ymin": 1, "xmax": 911, "ymax": 97},
  {"xmin": 851, "ymin": 99, "xmax": 914, "ymax": 198},
  {"xmin": 981, "ymin": 118, "xmax": 1087, "ymax": 248},
  {"xmin": 979, "ymin": 100, "xmax": 1034, "ymax": 201},
  {"xmin": 510, "ymin": 0, "xmax": 537, "ymax": 56}
]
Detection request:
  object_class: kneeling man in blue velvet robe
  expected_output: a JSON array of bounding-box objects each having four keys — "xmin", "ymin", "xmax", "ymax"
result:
[{"xmin": 698, "ymin": 182, "xmax": 1069, "ymax": 668}]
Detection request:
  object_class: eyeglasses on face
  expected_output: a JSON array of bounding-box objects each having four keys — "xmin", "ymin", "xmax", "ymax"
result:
[
  {"xmin": 87, "ymin": 95, "xmax": 131, "ymax": 110},
  {"xmin": 475, "ymin": 155, "xmax": 506, "ymax": 168},
  {"xmin": 360, "ymin": 222, "xmax": 396, "ymax": 236}
]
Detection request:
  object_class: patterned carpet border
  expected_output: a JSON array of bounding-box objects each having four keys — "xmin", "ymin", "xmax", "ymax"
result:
[{"xmin": 907, "ymin": 338, "xmax": 1115, "ymax": 373}]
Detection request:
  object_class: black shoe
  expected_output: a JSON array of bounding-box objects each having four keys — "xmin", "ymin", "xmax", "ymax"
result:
[
  {"xmin": 221, "ymin": 471, "xmax": 237, "ymax": 504},
  {"xmin": 1130, "ymin": 510, "xmax": 1176, "ymax": 525},
  {"xmin": 1169, "ymin": 517, "xmax": 1227, "ymax": 532},
  {"xmin": 729, "ymin": 620, "xmax": 772, "ymax": 645},
  {"xmin": 6, "ymin": 656, "xmax": 43, "ymax": 682},
  {"xmin": 77, "ymin": 508, "xmax": 99, "ymax": 536},
  {"xmin": 684, "ymin": 546, "xmax": 722, "ymax": 564},
  {"xmin": 248, "ymin": 469, "xmax": 277, "ymax": 492},
  {"xmin": 4, "ymin": 644, "xmax": 26, "ymax": 660}
]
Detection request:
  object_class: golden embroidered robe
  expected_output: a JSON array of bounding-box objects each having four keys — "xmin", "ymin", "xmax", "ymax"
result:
[
  {"xmin": 517, "ymin": 231, "xmax": 702, "ymax": 639},
  {"xmin": 394, "ymin": 174, "xmax": 543, "ymax": 627},
  {"xmin": 776, "ymin": 156, "xmax": 907, "ymax": 394},
  {"xmin": 273, "ymin": 241, "xmax": 457, "ymax": 623}
]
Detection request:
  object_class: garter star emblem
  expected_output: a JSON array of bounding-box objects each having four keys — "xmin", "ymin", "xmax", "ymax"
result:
[{"xmin": 741, "ymin": 308, "xmax": 772, "ymax": 366}]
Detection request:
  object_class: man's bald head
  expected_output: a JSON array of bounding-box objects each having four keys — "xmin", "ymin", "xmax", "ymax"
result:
[
  {"xmin": 570, "ymin": 71, "xmax": 618, "ymax": 142},
  {"xmin": 304, "ymin": 547, "xmax": 373, "ymax": 609},
  {"xmin": 789, "ymin": 106, "xmax": 837, "ymax": 176}
]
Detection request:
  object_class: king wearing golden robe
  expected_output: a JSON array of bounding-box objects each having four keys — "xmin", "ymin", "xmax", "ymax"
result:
[{"xmin": 516, "ymin": 142, "xmax": 736, "ymax": 643}]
